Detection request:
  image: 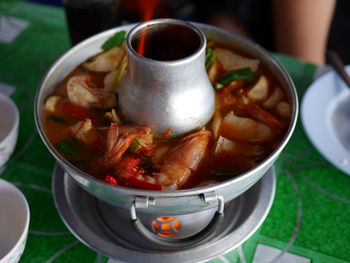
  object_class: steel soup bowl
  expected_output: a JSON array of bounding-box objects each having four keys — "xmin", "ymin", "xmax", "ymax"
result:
[{"xmin": 35, "ymin": 21, "xmax": 297, "ymax": 217}]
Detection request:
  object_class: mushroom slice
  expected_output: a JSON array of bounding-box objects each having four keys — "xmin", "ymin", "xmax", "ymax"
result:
[
  {"xmin": 248, "ymin": 75, "xmax": 269, "ymax": 101},
  {"xmin": 221, "ymin": 111, "xmax": 273, "ymax": 142},
  {"xmin": 276, "ymin": 101, "xmax": 292, "ymax": 118},
  {"xmin": 214, "ymin": 47, "xmax": 260, "ymax": 72},
  {"xmin": 83, "ymin": 46, "xmax": 124, "ymax": 72},
  {"xmin": 263, "ymin": 87, "xmax": 285, "ymax": 109},
  {"xmin": 214, "ymin": 136, "xmax": 264, "ymax": 157}
]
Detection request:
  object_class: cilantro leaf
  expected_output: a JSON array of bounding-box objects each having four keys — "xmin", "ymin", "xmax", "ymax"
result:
[{"xmin": 101, "ymin": 31, "xmax": 126, "ymax": 50}]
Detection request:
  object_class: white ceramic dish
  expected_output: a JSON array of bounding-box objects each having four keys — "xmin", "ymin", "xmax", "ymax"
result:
[
  {"xmin": 301, "ymin": 66, "xmax": 350, "ymax": 175},
  {"xmin": 0, "ymin": 93, "xmax": 19, "ymax": 169},
  {"xmin": 0, "ymin": 179, "xmax": 30, "ymax": 263}
]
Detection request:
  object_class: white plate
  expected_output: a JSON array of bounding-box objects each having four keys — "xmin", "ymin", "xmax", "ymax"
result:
[{"xmin": 301, "ymin": 66, "xmax": 350, "ymax": 175}]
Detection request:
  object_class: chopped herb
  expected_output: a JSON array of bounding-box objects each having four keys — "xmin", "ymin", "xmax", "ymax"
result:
[
  {"xmin": 128, "ymin": 137, "xmax": 142, "ymax": 153},
  {"xmin": 55, "ymin": 137, "xmax": 80, "ymax": 159},
  {"xmin": 207, "ymin": 41, "xmax": 215, "ymax": 48},
  {"xmin": 211, "ymin": 171, "xmax": 238, "ymax": 179},
  {"xmin": 101, "ymin": 31, "xmax": 126, "ymax": 50},
  {"xmin": 215, "ymin": 68, "xmax": 254, "ymax": 89},
  {"xmin": 205, "ymin": 48, "xmax": 216, "ymax": 70},
  {"xmin": 47, "ymin": 115, "xmax": 66, "ymax": 124}
]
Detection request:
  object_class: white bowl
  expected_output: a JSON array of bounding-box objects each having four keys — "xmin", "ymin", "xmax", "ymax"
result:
[
  {"xmin": 0, "ymin": 179, "xmax": 30, "ymax": 263},
  {"xmin": 0, "ymin": 93, "xmax": 19, "ymax": 169}
]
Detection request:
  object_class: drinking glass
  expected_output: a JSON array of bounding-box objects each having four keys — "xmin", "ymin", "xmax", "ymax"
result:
[{"xmin": 62, "ymin": 0, "xmax": 122, "ymax": 45}]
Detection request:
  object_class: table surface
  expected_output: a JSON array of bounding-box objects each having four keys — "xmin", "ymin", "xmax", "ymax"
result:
[{"xmin": 0, "ymin": 1, "xmax": 350, "ymax": 263}]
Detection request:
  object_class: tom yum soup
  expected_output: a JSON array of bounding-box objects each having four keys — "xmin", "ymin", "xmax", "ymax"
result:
[{"xmin": 43, "ymin": 31, "xmax": 292, "ymax": 191}]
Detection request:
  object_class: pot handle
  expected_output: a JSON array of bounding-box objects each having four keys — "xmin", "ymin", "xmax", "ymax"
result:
[{"xmin": 129, "ymin": 194, "xmax": 225, "ymax": 249}]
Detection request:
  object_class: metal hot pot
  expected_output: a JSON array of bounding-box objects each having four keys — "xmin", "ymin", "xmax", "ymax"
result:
[{"xmin": 34, "ymin": 19, "xmax": 298, "ymax": 249}]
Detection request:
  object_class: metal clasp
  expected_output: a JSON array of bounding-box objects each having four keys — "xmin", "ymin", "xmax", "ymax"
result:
[{"xmin": 202, "ymin": 192, "xmax": 224, "ymax": 214}]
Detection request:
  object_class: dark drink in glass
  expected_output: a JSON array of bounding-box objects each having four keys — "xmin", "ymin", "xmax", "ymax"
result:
[{"xmin": 63, "ymin": 0, "xmax": 122, "ymax": 45}]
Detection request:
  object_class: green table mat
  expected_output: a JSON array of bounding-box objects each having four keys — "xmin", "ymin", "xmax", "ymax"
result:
[{"xmin": 1, "ymin": 1, "xmax": 350, "ymax": 262}]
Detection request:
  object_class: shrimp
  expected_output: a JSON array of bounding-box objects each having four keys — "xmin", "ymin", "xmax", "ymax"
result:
[
  {"xmin": 104, "ymin": 123, "xmax": 153, "ymax": 166},
  {"xmin": 104, "ymin": 123, "xmax": 135, "ymax": 166},
  {"xmin": 44, "ymin": 96, "xmax": 62, "ymax": 112},
  {"xmin": 153, "ymin": 129, "xmax": 211, "ymax": 190},
  {"xmin": 67, "ymin": 75, "xmax": 117, "ymax": 109},
  {"xmin": 119, "ymin": 125, "xmax": 153, "ymax": 148},
  {"xmin": 112, "ymin": 129, "xmax": 211, "ymax": 190}
]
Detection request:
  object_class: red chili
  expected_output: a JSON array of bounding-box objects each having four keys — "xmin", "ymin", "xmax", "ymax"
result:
[
  {"xmin": 105, "ymin": 175, "xmax": 117, "ymax": 185},
  {"xmin": 117, "ymin": 175, "xmax": 162, "ymax": 191},
  {"xmin": 124, "ymin": 158, "xmax": 145, "ymax": 175},
  {"xmin": 142, "ymin": 150, "xmax": 152, "ymax": 156},
  {"xmin": 163, "ymin": 127, "xmax": 172, "ymax": 137},
  {"xmin": 248, "ymin": 105, "xmax": 286, "ymax": 131},
  {"xmin": 60, "ymin": 100, "xmax": 99, "ymax": 124},
  {"xmin": 125, "ymin": 158, "xmax": 139, "ymax": 169},
  {"xmin": 222, "ymin": 97, "xmax": 229, "ymax": 106}
]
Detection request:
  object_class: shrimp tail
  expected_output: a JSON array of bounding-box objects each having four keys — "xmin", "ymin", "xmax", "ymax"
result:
[{"xmin": 104, "ymin": 123, "xmax": 135, "ymax": 165}]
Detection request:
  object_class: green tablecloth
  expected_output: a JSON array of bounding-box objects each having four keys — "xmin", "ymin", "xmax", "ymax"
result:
[{"xmin": 0, "ymin": 1, "xmax": 349, "ymax": 262}]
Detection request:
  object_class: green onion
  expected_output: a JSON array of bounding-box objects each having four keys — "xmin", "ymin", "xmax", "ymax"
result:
[
  {"xmin": 211, "ymin": 171, "xmax": 238, "ymax": 179},
  {"xmin": 205, "ymin": 48, "xmax": 216, "ymax": 70},
  {"xmin": 215, "ymin": 68, "xmax": 254, "ymax": 89},
  {"xmin": 101, "ymin": 31, "xmax": 126, "ymax": 50},
  {"xmin": 112, "ymin": 57, "xmax": 128, "ymax": 91},
  {"xmin": 47, "ymin": 115, "xmax": 66, "ymax": 124},
  {"xmin": 128, "ymin": 137, "xmax": 142, "ymax": 153},
  {"xmin": 55, "ymin": 137, "xmax": 80, "ymax": 159}
]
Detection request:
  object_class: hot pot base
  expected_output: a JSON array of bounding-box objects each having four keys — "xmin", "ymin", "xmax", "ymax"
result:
[{"xmin": 52, "ymin": 164, "xmax": 275, "ymax": 263}]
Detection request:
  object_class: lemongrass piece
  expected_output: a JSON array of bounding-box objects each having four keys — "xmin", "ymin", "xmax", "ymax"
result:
[
  {"xmin": 105, "ymin": 109, "xmax": 122, "ymax": 124},
  {"xmin": 247, "ymin": 75, "xmax": 269, "ymax": 101},
  {"xmin": 208, "ymin": 60, "xmax": 221, "ymax": 84}
]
